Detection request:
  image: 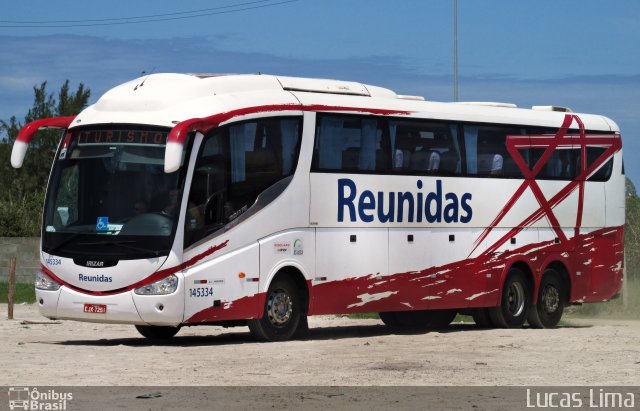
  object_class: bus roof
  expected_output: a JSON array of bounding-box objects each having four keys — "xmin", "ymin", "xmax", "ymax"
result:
[{"xmin": 74, "ymin": 73, "xmax": 619, "ymax": 133}]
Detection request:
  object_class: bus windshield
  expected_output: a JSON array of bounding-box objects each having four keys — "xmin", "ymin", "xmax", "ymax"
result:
[{"xmin": 42, "ymin": 126, "xmax": 190, "ymax": 259}]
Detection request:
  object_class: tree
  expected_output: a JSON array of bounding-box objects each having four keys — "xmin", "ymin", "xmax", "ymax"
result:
[
  {"xmin": 625, "ymin": 177, "xmax": 640, "ymax": 281},
  {"xmin": 626, "ymin": 176, "xmax": 637, "ymax": 198},
  {"xmin": 0, "ymin": 81, "xmax": 90, "ymax": 236}
]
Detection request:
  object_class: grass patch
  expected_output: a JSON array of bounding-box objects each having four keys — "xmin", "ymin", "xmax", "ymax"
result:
[
  {"xmin": 565, "ymin": 280, "xmax": 640, "ymax": 320},
  {"xmin": 341, "ymin": 281, "xmax": 640, "ymax": 325},
  {"xmin": 344, "ymin": 312, "xmax": 477, "ymax": 323},
  {"xmin": 344, "ymin": 312, "xmax": 380, "ymax": 320},
  {"xmin": 0, "ymin": 282, "xmax": 36, "ymax": 304},
  {"xmin": 453, "ymin": 314, "xmax": 474, "ymax": 323}
]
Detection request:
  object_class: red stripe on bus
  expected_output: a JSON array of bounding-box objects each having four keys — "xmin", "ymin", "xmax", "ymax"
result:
[
  {"xmin": 43, "ymin": 240, "xmax": 229, "ymax": 296},
  {"xmin": 16, "ymin": 116, "xmax": 76, "ymax": 144},
  {"xmin": 184, "ymin": 225, "xmax": 624, "ymax": 323},
  {"xmin": 167, "ymin": 104, "xmax": 413, "ymax": 145}
]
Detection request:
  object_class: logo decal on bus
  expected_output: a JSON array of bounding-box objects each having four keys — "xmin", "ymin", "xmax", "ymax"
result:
[
  {"xmin": 337, "ymin": 178, "xmax": 472, "ymax": 224},
  {"xmin": 96, "ymin": 216, "xmax": 109, "ymax": 231},
  {"xmin": 78, "ymin": 274, "xmax": 113, "ymax": 283},
  {"xmin": 273, "ymin": 242, "xmax": 290, "ymax": 254}
]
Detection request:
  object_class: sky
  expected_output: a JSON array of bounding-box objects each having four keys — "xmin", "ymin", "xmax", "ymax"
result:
[{"xmin": 1, "ymin": 0, "xmax": 639, "ymax": 183}]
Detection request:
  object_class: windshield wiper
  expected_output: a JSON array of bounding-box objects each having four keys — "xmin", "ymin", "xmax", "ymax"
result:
[
  {"xmin": 47, "ymin": 232, "xmax": 89, "ymax": 255},
  {"xmin": 76, "ymin": 240, "xmax": 168, "ymax": 257},
  {"xmin": 46, "ymin": 228, "xmax": 121, "ymax": 255}
]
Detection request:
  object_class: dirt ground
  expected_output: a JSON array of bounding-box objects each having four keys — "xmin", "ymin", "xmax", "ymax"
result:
[{"xmin": 1, "ymin": 304, "xmax": 638, "ymax": 387}]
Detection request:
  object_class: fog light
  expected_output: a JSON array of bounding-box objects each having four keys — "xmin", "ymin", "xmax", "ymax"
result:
[
  {"xmin": 35, "ymin": 269, "xmax": 60, "ymax": 291},
  {"xmin": 134, "ymin": 275, "xmax": 178, "ymax": 295}
]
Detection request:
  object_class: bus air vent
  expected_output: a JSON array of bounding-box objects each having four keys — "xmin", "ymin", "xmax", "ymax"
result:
[
  {"xmin": 397, "ymin": 95, "xmax": 425, "ymax": 101},
  {"xmin": 277, "ymin": 76, "xmax": 371, "ymax": 96},
  {"xmin": 531, "ymin": 105, "xmax": 573, "ymax": 113},
  {"xmin": 452, "ymin": 102, "xmax": 518, "ymax": 108}
]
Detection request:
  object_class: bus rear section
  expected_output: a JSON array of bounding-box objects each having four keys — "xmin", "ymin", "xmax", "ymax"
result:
[{"xmin": 304, "ymin": 110, "xmax": 624, "ymax": 330}]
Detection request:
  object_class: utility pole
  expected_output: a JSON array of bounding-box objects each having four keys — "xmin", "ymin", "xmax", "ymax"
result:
[{"xmin": 453, "ymin": 0, "xmax": 459, "ymax": 102}]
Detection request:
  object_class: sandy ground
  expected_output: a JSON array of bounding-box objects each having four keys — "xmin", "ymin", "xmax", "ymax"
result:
[{"xmin": 1, "ymin": 304, "xmax": 638, "ymax": 389}]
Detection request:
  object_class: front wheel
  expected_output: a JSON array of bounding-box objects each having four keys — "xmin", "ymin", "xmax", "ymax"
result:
[
  {"xmin": 248, "ymin": 278, "xmax": 302, "ymax": 341},
  {"xmin": 488, "ymin": 268, "xmax": 531, "ymax": 328},
  {"xmin": 528, "ymin": 270, "xmax": 565, "ymax": 328},
  {"xmin": 135, "ymin": 325, "xmax": 180, "ymax": 340}
]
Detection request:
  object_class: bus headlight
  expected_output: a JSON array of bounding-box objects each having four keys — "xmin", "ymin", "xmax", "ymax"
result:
[
  {"xmin": 35, "ymin": 269, "xmax": 61, "ymax": 291},
  {"xmin": 134, "ymin": 275, "xmax": 178, "ymax": 295}
]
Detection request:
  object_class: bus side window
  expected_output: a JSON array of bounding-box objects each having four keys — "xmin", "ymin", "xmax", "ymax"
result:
[
  {"xmin": 390, "ymin": 120, "xmax": 460, "ymax": 176},
  {"xmin": 313, "ymin": 115, "xmax": 390, "ymax": 173},
  {"xmin": 185, "ymin": 117, "xmax": 302, "ymax": 248},
  {"xmin": 587, "ymin": 146, "xmax": 613, "ymax": 182},
  {"xmin": 464, "ymin": 125, "xmax": 524, "ymax": 178},
  {"xmin": 183, "ymin": 131, "xmax": 226, "ymax": 247}
]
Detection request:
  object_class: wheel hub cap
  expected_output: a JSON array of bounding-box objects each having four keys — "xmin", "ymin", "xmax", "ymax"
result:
[
  {"xmin": 507, "ymin": 282, "xmax": 525, "ymax": 317},
  {"xmin": 542, "ymin": 285, "xmax": 560, "ymax": 314},
  {"xmin": 267, "ymin": 290, "xmax": 292, "ymax": 327}
]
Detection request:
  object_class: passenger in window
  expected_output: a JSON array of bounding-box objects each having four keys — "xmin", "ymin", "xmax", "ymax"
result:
[
  {"xmin": 394, "ymin": 135, "xmax": 413, "ymax": 171},
  {"xmin": 427, "ymin": 151, "xmax": 441, "ymax": 172},
  {"xmin": 394, "ymin": 148, "xmax": 402, "ymax": 169},
  {"xmin": 186, "ymin": 203, "xmax": 205, "ymax": 230},
  {"xmin": 163, "ymin": 189, "xmax": 180, "ymax": 216},
  {"xmin": 134, "ymin": 200, "xmax": 148, "ymax": 215},
  {"xmin": 490, "ymin": 154, "xmax": 503, "ymax": 176},
  {"xmin": 164, "ymin": 189, "xmax": 204, "ymax": 227}
]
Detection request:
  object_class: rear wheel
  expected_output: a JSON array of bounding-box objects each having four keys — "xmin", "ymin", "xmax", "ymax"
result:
[
  {"xmin": 379, "ymin": 311, "xmax": 402, "ymax": 327},
  {"xmin": 488, "ymin": 268, "xmax": 531, "ymax": 328},
  {"xmin": 423, "ymin": 309, "xmax": 457, "ymax": 328},
  {"xmin": 472, "ymin": 308, "xmax": 493, "ymax": 328},
  {"xmin": 135, "ymin": 325, "xmax": 180, "ymax": 340},
  {"xmin": 248, "ymin": 278, "xmax": 302, "ymax": 342},
  {"xmin": 528, "ymin": 270, "xmax": 565, "ymax": 328}
]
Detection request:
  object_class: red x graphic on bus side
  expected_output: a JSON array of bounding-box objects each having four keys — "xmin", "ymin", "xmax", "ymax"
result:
[{"xmin": 470, "ymin": 114, "xmax": 621, "ymax": 257}]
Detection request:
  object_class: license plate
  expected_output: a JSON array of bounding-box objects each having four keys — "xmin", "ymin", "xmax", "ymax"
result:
[{"xmin": 83, "ymin": 303, "xmax": 107, "ymax": 314}]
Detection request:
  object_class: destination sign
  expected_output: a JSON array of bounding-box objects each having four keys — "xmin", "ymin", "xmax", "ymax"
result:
[{"xmin": 76, "ymin": 129, "xmax": 169, "ymax": 146}]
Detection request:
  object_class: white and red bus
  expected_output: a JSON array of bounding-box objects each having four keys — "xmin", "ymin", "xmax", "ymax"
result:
[{"xmin": 11, "ymin": 74, "xmax": 624, "ymax": 341}]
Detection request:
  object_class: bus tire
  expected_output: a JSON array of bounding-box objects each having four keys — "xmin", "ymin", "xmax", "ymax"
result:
[
  {"xmin": 294, "ymin": 315, "xmax": 309, "ymax": 338},
  {"xmin": 424, "ymin": 309, "xmax": 457, "ymax": 328},
  {"xmin": 379, "ymin": 311, "xmax": 402, "ymax": 327},
  {"xmin": 528, "ymin": 270, "xmax": 565, "ymax": 328},
  {"xmin": 472, "ymin": 308, "xmax": 493, "ymax": 328},
  {"xmin": 379, "ymin": 310, "xmax": 456, "ymax": 329},
  {"xmin": 488, "ymin": 268, "xmax": 531, "ymax": 328},
  {"xmin": 248, "ymin": 278, "xmax": 301, "ymax": 342},
  {"xmin": 135, "ymin": 325, "xmax": 180, "ymax": 340}
]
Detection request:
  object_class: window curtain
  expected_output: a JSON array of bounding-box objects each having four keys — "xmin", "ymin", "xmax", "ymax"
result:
[
  {"xmin": 389, "ymin": 121, "xmax": 397, "ymax": 153},
  {"xmin": 359, "ymin": 119, "xmax": 377, "ymax": 170},
  {"xmin": 519, "ymin": 128, "xmax": 530, "ymax": 169},
  {"xmin": 464, "ymin": 125, "xmax": 478, "ymax": 174},
  {"xmin": 280, "ymin": 119, "xmax": 299, "ymax": 175},
  {"xmin": 388, "ymin": 121, "xmax": 399, "ymax": 168},
  {"xmin": 229, "ymin": 122, "xmax": 257, "ymax": 182},
  {"xmin": 449, "ymin": 124, "xmax": 461, "ymax": 174},
  {"xmin": 319, "ymin": 117, "xmax": 344, "ymax": 169}
]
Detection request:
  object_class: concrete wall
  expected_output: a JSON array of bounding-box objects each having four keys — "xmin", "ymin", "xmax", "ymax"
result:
[{"xmin": 0, "ymin": 237, "xmax": 40, "ymax": 283}]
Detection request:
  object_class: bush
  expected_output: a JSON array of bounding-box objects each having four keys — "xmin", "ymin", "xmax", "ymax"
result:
[
  {"xmin": 566, "ymin": 279, "xmax": 640, "ymax": 319},
  {"xmin": 0, "ymin": 191, "xmax": 44, "ymax": 237}
]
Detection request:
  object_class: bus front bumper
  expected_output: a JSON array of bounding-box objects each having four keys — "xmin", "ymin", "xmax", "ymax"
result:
[{"xmin": 36, "ymin": 286, "xmax": 184, "ymax": 326}]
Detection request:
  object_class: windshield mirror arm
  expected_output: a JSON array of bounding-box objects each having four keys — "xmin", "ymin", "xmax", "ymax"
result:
[
  {"xmin": 165, "ymin": 103, "xmax": 302, "ymax": 173},
  {"xmin": 165, "ymin": 115, "xmax": 221, "ymax": 173},
  {"xmin": 11, "ymin": 116, "xmax": 76, "ymax": 168}
]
